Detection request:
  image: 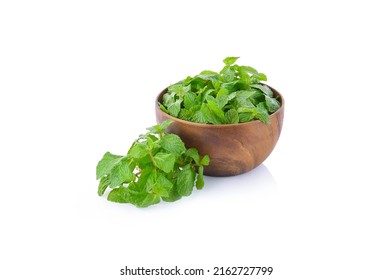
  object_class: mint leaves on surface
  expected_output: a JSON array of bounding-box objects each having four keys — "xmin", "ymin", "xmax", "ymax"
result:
[
  {"xmin": 160, "ymin": 57, "xmax": 281, "ymax": 125},
  {"xmin": 96, "ymin": 120, "xmax": 210, "ymax": 208}
]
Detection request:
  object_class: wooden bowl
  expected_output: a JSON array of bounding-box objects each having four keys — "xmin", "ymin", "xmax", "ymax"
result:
[{"xmin": 155, "ymin": 86, "xmax": 285, "ymax": 176}]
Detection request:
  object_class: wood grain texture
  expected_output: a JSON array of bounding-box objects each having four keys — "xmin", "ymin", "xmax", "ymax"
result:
[{"xmin": 155, "ymin": 86, "xmax": 285, "ymax": 176}]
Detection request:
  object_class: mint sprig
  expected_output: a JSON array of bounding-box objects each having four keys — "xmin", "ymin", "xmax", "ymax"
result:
[
  {"xmin": 160, "ymin": 57, "xmax": 281, "ymax": 125},
  {"xmin": 96, "ymin": 120, "xmax": 210, "ymax": 208}
]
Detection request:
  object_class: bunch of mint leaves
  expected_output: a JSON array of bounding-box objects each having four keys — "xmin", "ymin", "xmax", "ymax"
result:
[
  {"xmin": 96, "ymin": 120, "xmax": 210, "ymax": 208},
  {"xmin": 159, "ymin": 57, "xmax": 281, "ymax": 125}
]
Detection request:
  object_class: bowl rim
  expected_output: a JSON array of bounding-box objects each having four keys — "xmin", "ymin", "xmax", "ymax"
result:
[{"xmin": 155, "ymin": 84, "xmax": 285, "ymax": 128}]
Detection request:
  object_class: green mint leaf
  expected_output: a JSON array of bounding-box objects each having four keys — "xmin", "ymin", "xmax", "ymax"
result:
[
  {"xmin": 189, "ymin": 77, "xmax": 207, "ymax": 92},
  {"xmin": 183, "ymin": 91, "xmax": 197, "ymax": 109},
  {"xmin": 200, "ymin": 103, "xmax": 222, "ymax": 124},
  {"xmin": 183, "ymin": 76, "xmax": 193, "ymax": 85},
  {"xmin": 204, "ymin": 94, "xmax": 216, "ymax": 103},
  {"xmin": 233, "ymin": 90, "xmax": 258, "ymax": 99},
  {"xmin": 223, "ymin": 56, "xmax": 240, "ymax": 66},
  {"xmin": 251, "ymin": 84, "xmax": 274, "ymax": 97},
  {"xmin": 131, "ymin": 192, "xmax": 160, "ymax": 208},
  {"xmin": 154, "ymin": 152, "xmax": 176, "ymax": 173},
  {"xmin": 197, "ymin": 74, "xmax": 219, "ymax": 84},
  {"xmin": 96, "ymin": 152, "xmax": 123, "ymax": 180},
  {"xmin": 188, "ymin": 104, "xmax": 201, "ymax": 114},
  {"xmin": 107, "ymin": 187, "xmax": 134, "ymax": 203},
  {"xmin": 98, "ymin": 175, "xmax": 111, "ymax": 196},
  {"xmin": 213, "ymin": 81, "xmax": 222, "ymax": 90},
  {"xmin": 220, "ymin": 66, "xmax": 236, "ymax": 82},
  {"xmin": 198, "ymin": 88, "xmax": 215, "ymax": 103},
  {"xmin": 237, "ymin": 107, "xmax": 256, "ymax": 113},
  {"xmin": 167, "ymin": 99, "xmax": 182, "ymax": 117},
  {"xmin": 182, "ymin": 84, "xmax": 192, "ymax": 94},
  {"xmin": 199, "ymin": 70, "xmax": 219, "ymax": 76},
  {"xmin": 239, "ymin": 112, "xmax": 255, "ymax": 123},
  {"xmin": 221, "ymin": 81, "xmax": 239, "ymax": 93},
  {"xmin": 235, "ymin": 97, "xmax": 256, "ymax": 109},
  {"xmin": 225, "ymin": 108, "xmax": 239, "ymax": 124},
  {"xmin": 168, "ymin": 83, "xmax": 183, "ymax": 94},
  {"xmin": 185, "ymin": 148, "xmax": 200, "ymax": 164},
  {"xmin": 161, "ymin": 184, "xmax": 182, "ymax": 202},
  {"xmin": 137, "ymin": 167, "xmax": 154, "ymax": 189},
  {"xmin": 137, "ymin": 154, "xmax": 155, "ymax": 170},
  {"xmin": 158, "ymin": 103, "xmax": 168, "ymax": 113},
  {"xmin": 161, "ymin": 133, "xmax": 186, "ymax": 156},
  {"xmin": 191, "ymin": 110, "xmax": 208, "ymax": 124},
  {"xmin": 110, "ymin": 157, "xmax": 136, "ymax": 187},
  {"xmin": 238, "ymin": 68, "xmax": 250, "ymax": 88},
  {"xmin": 265, "ymin": 96, "xmax": 281, "ymax": 113},
  {"xmin": 256, "ymin": 102, "xmax": 270, "ymax": 124},
  {"xmin": 128, "ymin": 142, "xmax": 149, "ymax": 159},
  {"xmin": 199, "ymin": 99, "xmax": 226, "ymax": 124},
  {"xmin": 177, "ymin": 164, "xmax": 196, "ymax": 197},
  {"xmin": 196, "ymin": 166, "xmax": 205, "ymax": 190},
  {"xmin": 217, "ymin": 94, "xmax": 229, "ymax": 108},
  {"xmin": 240, "ymin": 65, "xmax": 259, "ymax": 75},
  {"xmin": 162, "ymin": 92, "xmax": 175, "ymax": 108},
  {"xmin": 255, "ymin": 72, "xmax": 267, "ymax": 81},
  {"xmin": 146, "ymin": 120, "xmax": 174, "ymax": 134},
  {"xmin": 216, "ymin": 87, "xmax": 229, "ymax": 99},
  {"xmin": 159, "ymin": 120, "xmax": 174, "ymax": 131},
  {"xmin": 151, "ymin": 173, "xmax": 173, "ymax": 197},
  {"xmin": 226, "ymin": 91, "xmax": 237, "ymax": 101},
  {"xmin": 146, "ymin": 135, "xmax": 159, "ymax": 149},
  {"xmin": 144, "ymin": 168, "xmax": 158, "ymax": 192},
  {"xmin": 248, "ymin": 89, "xmax": 264, "ymax": 105},
  {"xmin": 178, "ymin": 109, "xmax": 192, "ymax": 121},
  {"xmin": 207, "ymin": 100, "xmax": 226, "ymax": 123},
  {"xmin": 200, "ymin": 155, "xmax": 210, "ymax": 166}
]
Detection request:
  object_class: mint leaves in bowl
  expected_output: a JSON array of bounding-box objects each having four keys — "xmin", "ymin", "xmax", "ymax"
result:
[{"xmin": 156, "ymin": 57, "xmax": 284, "ymax": 176}]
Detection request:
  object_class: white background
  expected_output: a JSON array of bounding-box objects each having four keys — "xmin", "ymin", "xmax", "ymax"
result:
[{"xmin": 1, "ymin": 0, "xmax": 391, "ymax": 279}]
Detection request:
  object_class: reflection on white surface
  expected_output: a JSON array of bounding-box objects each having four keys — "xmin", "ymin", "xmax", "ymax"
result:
[
  {"xmin": 176, "ymin": 163, "xmax": 280, "ymax": 216},
  {"xmin": 203, "ymin": 163, "xmax": 277, "ymax": 195}
]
